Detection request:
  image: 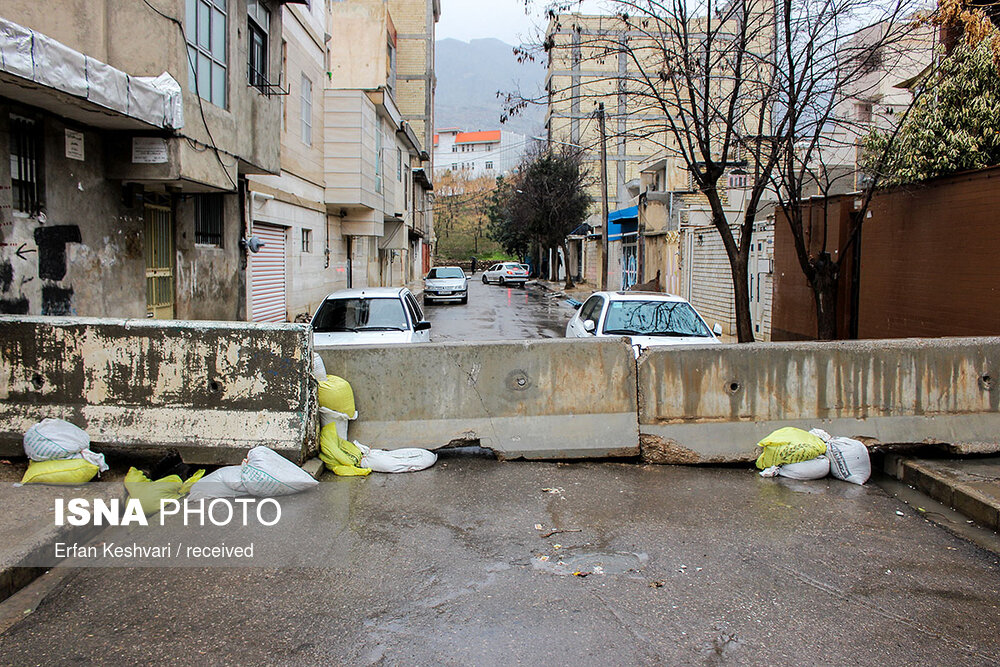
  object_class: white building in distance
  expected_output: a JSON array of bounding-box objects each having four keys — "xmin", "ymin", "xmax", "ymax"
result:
[{"xmin": 433, "ymin": 128, "xmax": 527, "ymax": 178}]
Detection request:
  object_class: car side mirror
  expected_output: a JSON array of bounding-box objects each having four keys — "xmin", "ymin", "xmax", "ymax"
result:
[
  {"xmin": 713, "ymin": 323, "xmax": 723, "ymax": 336},
  {"xmin": 414, "ymin": 320, "xmax": 432, "ymax": 331},
  {"xmin": 583, "ymin": 320, "xmax": 596, "ymax": 333}
]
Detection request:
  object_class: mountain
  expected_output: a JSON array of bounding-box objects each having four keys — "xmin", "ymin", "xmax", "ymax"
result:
[{"xmin": 434, "ymin": 37, "xmax": 546, "ymax": 139}]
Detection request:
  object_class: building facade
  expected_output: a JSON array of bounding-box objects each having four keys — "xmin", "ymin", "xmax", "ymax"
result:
[
  {"xmin": 0, "ymin": 0, "xmax": 285, "ymax": 321},
  {"xmin": 433, "ymin": 128, "xmax": 527, "ymax": 177}
]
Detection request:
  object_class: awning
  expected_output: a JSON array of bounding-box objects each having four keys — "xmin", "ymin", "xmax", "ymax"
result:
[
  {"xmin": 0, "ymin": 17, "xmax": 183, "ymax": 130},
  {"xmin": 608, "ymin": 205, "xmax": 638, "ymax": 241}
]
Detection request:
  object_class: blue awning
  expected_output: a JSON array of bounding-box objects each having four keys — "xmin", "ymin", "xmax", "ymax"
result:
[{"xmin": 607, "ymin": 205, "xmax": 638, "ymax": 241}]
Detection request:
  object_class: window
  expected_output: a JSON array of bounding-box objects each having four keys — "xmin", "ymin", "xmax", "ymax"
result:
[
  {"xmin": 375, "ymin": 129, "xmax": 383, "ymax": 194},
  {"xmin": 397, "ymin": 148, "xmax": 402, "ymax": 181},
  {"xmin": 280, "ymin": 39, "xmax": 288, "ymax": 130},
  {"xmin": 194, "ymin": 194, "xmax": 224, "ymax": 246},
  {"xmin": 186, "ymin": 0, "xmax": 227, "ymax": 108},
  {"xmin": 727, "ymin": 173, "xmax": 747, "ymax": 189},
  {"xmin": 856, "ymin": 102, "xmax": 873, "ymax": 124},
  {"xmin": 247, "ymin": 0, "xmax": 270, "ymax": 93},
  {"xmin": 10, "ymin": 114, "xmax": 44, "ymax": 215},
  {"xmin": 300, "ymin": 74, "xmax": 312, "ymax": 146},
  {"xmin": 485, "ymin": 161, "xmax": 494, "ymax": 170},
  {"xmin": 451, "ymin": 163, "xmax": 457, "ymax": 170},
  {"xmin": 301, "ymin": 228, "xmax": 312, "ymax": 253},
  {"xmin": 451, "ymin": 146, "xmax": 457, "ymax": 153}
]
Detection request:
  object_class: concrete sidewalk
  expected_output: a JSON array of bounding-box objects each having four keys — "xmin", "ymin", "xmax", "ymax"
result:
[{"xmin": 883, "ymin": 454, "xmax": 1000, "ymax": 532}]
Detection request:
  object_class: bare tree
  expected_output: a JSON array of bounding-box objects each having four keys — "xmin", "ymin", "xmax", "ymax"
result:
[{"xmin": 513, "ymin": 0, "xmax": 925, "ymax": 340}]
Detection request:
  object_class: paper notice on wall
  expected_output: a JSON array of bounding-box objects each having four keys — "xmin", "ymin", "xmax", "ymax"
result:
[
  {"xmin": 132, "ymin": 137, "xmax": 168, "ymax": 164},
  {"xmin": 65, "ymin": 129, "xmax": 84, "ymax": 161}
]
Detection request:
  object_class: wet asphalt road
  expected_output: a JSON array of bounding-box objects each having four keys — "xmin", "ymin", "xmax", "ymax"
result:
[
  {"xmin": 2, "ymin": 458, "xmax": 1000, "ymax": 665},
  {"xmin": 423, "ymin": 273, "xmax": 573, "ymax": 342}
]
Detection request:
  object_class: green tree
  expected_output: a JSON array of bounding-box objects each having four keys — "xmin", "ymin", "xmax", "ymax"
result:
[
  {"xmin": 484, "ymin": 176, "xmax": 531, "ymax": 259},
  {"xmin": 864, "ymin": 37, "xmax": 1000, "ymax": 187},
  {"xmin": 503, "ymin": 149, "xmax": 592, "ymax": 289}
]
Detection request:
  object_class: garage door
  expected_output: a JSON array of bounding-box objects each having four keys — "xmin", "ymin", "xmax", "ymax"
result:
[{"xmin": 250, "ymin": 222, "xmax": 287, "ymax": 322}]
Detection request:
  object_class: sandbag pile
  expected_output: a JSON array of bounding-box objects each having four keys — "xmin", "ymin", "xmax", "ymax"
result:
[
  {"xmin": 756, "ymin": 427, "xmax": 871, "ymax": 485},
  {"xmin": 316, "ymin": 373, "xmax": 436, "ymax": 476},
  {"xmin": 21, "ymin": 418, "xmax": 109, "ymax": 485}
]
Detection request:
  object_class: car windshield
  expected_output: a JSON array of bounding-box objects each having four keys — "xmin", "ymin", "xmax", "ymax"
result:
[
  {"xmin": 601, "ymin": 300, "xmax": 712, "ymax": 337},
  {"xmin": 312, "ymin": 297, "xmax": 408, "ymax": 332},
  {"xmin": 427, "ymin": 267, "xmax": 464, "ymax": 279}
]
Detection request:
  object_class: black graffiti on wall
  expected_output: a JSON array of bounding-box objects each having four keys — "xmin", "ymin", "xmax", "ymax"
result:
[
  {"xmin": 0, "ymin": 297, "xmax": 29, "ymax": 314},
  {"xmin": 34, "ymin": 225, "xmax": 82, "ymax": 281},
  {"xmin": 41, "ymin": 285, "xmax": 74, "ymax": 315},
  {"xmin": 0, "ymin": 260, "xmax": 12, "ymax": 292}
]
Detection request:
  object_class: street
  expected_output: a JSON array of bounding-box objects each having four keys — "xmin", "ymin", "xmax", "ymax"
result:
[
  {"xmin": 424, "ymin": 274, "xmax": 574, "ymax": 342},
  {"xmin": 1, "ymin": 459, "xmax": 999, "ymax": 665}
]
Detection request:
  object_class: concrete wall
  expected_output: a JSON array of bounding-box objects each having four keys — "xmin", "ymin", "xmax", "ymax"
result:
[
  {"xmin": 318, "ymin": 338, "xmax": 639, "ymax": 459},
  {"xmin": 0, "ymin": 316, "xmax": 316, "ymax": 464},
  {"xmin": 637, "ymin": 337, "xmax": 1000, "ymax": 464}
]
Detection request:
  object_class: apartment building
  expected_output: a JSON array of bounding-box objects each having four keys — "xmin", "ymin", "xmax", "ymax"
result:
[
  {"xmin": 433, "ymin": 128, "xmax": 527, "ymax": 177},
  {"xmin": 246, "ymin": 1, "xmax": 341, "ymax": 323},
  {"xmin": 0, "ymin": 0, "xmax": 284, "ymax": 320}
]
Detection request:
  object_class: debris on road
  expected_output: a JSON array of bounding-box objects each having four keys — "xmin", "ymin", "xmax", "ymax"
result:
[
  {"xmin": 755, "ymin": 426, "xmax": 871, "ymax": 485},
  {"xmin": 539, "ymin": 528, "xmax": 582, "ymax": 538},
  {"xmin": 20, "ymin": 418, "xmax": 108, "ymax": 485}
]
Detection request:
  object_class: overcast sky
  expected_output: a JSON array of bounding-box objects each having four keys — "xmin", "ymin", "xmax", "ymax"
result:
[{"xmin": 437, "ymin": 0, "xmax": 606, "ymax": 46}]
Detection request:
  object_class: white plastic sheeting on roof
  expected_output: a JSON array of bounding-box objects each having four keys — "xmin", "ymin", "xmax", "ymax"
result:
[{"xmin": 0, "ymin": 17, "xmax": 183, "ymax": 130}]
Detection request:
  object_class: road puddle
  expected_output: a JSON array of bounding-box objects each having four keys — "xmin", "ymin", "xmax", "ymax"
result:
[{"xmin": 531, "ymin": 550, "xmax": 648, "ymax": 576}]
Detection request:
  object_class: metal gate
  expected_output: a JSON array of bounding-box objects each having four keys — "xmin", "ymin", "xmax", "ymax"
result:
[
  {"xmin": 250, "ymin": 222, "xmax": 287, "ymax": 322},
  {"xmin": 144, "ymin": 195, "xmax": 175, "ymax": 319}
]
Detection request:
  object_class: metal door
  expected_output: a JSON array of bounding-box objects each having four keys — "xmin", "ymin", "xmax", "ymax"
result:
[
  {"xmin": 144, "ymin": 195, "xmax": 175, "ymax": 319},
  {"xmin": 250, "ymin": 222, "xmax": 287, "ymax": 322},
  {"xmin": 621, "ymin": 237, "xmax": 638, "ymax": 289}
]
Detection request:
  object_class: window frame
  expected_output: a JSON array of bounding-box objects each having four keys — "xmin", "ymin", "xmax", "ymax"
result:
[
  {"xmin": 300, "ymin": 73, "xmax": 313, "ymax": 146},
  {"xmin": 301, "ymin": 228, "xmax": 312, "ymax": 253},
  {"xmin": 185, "ymin": 0, "xmax": 228, "ymax": 108}
]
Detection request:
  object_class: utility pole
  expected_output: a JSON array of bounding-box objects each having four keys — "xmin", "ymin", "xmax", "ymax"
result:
[{"xmin": 598, "ymin": 103, "xmax": 609, "ymax": 291}]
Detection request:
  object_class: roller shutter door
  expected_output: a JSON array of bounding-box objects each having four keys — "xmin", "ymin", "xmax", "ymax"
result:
[{"xmin": 250, "ymin": 222, "xmax": 287, "ymax": 322}]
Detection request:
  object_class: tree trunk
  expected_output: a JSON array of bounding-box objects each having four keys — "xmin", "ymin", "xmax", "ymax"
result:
[
  {"xmin": 811, "ymin": 254, "xmax": 840, "ymax": 340},
  {"xmin": 560, "ymin": 239, "xmax": 575, "ymax": 290},
  {"xmin": 728, "ymin": 254, "xmax": 755, "ymax": 343}
]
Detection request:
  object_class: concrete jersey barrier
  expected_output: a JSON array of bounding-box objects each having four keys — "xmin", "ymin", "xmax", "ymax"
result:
[
  {"xmin": 318, "ymin": 338, "xmax": 639, "ymax": 460},
  {"xmin": 637, "ymin": 337, "xmax": 1000, "ymax": 464},
  {"xmin": 0, "ymin": 316, "xmax": 316, "ymax": 464}
]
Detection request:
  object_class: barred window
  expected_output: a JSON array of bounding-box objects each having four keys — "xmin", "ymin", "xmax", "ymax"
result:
[
  {"xmin": 194, "ymin": 194, "xmax": 224, "ymax": 246},
  {"xmin": 10, "ymin": 114, "xmax": 44, "ymax": 215}
]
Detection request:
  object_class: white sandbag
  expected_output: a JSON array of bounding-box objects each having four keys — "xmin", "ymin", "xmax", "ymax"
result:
[
  {"xmin": 759, "ymin": 456, "xmax": 830, "ymax": 480},
  {"xmin": 24, "ymin": 418, "xmax": 89, "ymax": 460},
  {"xmin": 312, "ymin": 353, "xmax": 327, "ymax": 382},
  {"xmin": 240, "ymin": 446, "xmax": 318, "ymax": 496},
  {"xmin": 187, "ymin": 465, "xmax": 247, "ymax": 500},
  {"xmin": 318, "ymin": 407, "xmax": 349, "ymax": 440},
  {"xmin": 23, "ymin": 418, "xmax": 109, "ymax": 473},
  {"xmin": 809, "ymin": 428, "xmax": 832, "ymax": 443},
  {"xmin": 357, "ymin": 442, "xmax": 437, "ymax": 474},
  {"xmin": 826, "ymin": 437, "xmax": 871, "ymax": 485}
]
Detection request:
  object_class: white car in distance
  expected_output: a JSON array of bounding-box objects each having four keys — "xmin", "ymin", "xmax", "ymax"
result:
[
  {"xmin": 566, "ymin": 291, "xmax": 722, "ymax": 351},
  {"xmin": 423, "ymin": 266, "xmax": 468, "ymax": 304},
  {"xmin": 482, "ymin": 262, "xmax": 529, "ymax": 286},
  {"xmin": 311, "ymin": 287, "xmax": 430, "ymax": 348}
]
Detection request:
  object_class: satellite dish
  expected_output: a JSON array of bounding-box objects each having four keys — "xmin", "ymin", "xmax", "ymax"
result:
[{"xmin": 241, "ymin": 236, "xmax": 265, "ymax": 253}]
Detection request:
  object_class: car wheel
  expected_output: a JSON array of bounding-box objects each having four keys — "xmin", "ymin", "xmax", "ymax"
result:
[
  {"xmin": 460, "ymin": 295, "xmax": 468, "ymax": 304},
  {"xmin": 482, "ymin": 274, "xmax": 488, "ymax": 284},
  {"xmin": 499, "ymin": 276, "xmax": 505, "ymax": 286}
]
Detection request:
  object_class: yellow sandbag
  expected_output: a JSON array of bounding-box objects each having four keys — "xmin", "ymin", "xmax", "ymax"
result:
[
  {"xmin": 21, "ymin": 459, "xmax": 99, "ymax": 485},
  {"xmin": 319, "ymin": 423, "xmax": 370, "ymax": 476},
  {"xmin": 318, "ymin": 375, "xmax": 356, "ymax": 417},
  {"xmin": 124, "ymin": 467, "xmax": 206, "ymax": 515},
  {"xmin": 755, "ymin": 427, "xmax": 827, "ymax": 469}
]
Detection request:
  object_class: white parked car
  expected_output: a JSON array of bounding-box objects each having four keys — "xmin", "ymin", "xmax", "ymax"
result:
[
  {"xmin": 423, "ymin": 266, "xmax": 468, "ymax": 304},
  {"xmin": 566, "ymin": 291, "xmax": 721, "ymax": 350},
  {"xmin": 482, "ymin": 262, "xmax": 529, "ymax": 286},
  {"xmin": 311, "ymin": 287, "xmax": 430, "ymax": 348}
]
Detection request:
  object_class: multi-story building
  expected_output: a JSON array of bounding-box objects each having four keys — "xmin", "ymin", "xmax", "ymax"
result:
[
  {"xmin": 433, "ymin": 128, "xmax": 527, "ymax": 178},
  {"xmin": 0, "ymin": 0, "xmax": 284, "ymax": 320},
  {"xmin": 246, "ymin": 1, "xmax": 339, "ymax": 323}
]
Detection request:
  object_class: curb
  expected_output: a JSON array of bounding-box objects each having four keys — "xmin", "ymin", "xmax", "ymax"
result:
[{"xmin": 883, "ymin": 454, "xmax": 1000, "ymax": 531}]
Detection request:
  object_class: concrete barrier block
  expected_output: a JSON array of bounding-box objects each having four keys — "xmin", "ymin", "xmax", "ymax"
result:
[
  {"xmin": 318, "ymin": 338, "xmax": 638, "ymax": 459},
  {"xmin": 0, "ymin": 316, "xmax": 315, "ymax": 464},
  {"xmin": 638, "ymin": 337, "xmax": 1000, "ymax": 464}
]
